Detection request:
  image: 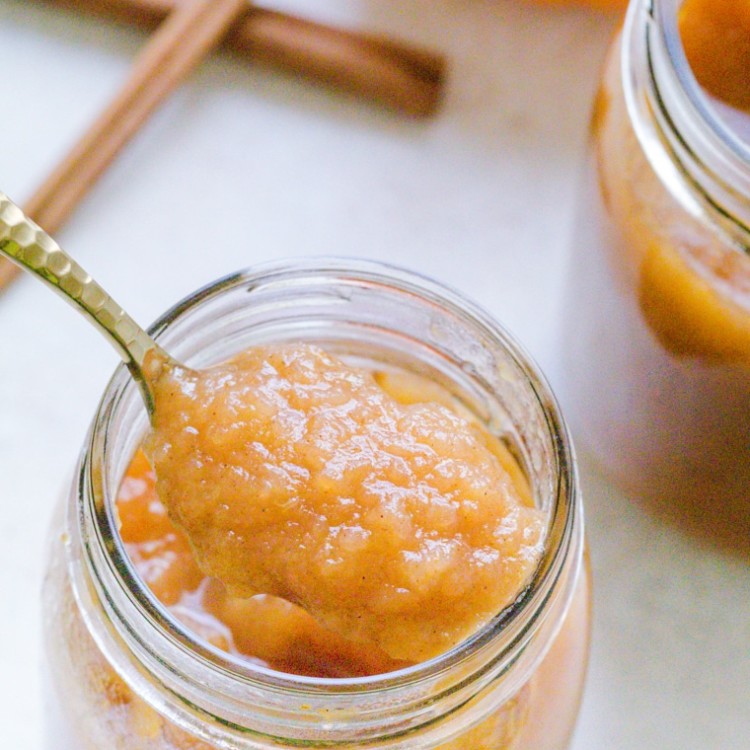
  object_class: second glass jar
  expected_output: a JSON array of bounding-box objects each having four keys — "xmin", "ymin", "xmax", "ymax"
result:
[{"xmin": 560, "ymin": 0, "xmax": 750, "ymax": 540}]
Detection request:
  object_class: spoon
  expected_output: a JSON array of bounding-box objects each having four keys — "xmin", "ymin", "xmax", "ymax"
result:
[
  {"xmin": 0, "ymin": 192, "xmax": 547, "ymax": 662},
  {"xmin": 0, "ymin": 191, "xmax": 169, "ymax": 414}
]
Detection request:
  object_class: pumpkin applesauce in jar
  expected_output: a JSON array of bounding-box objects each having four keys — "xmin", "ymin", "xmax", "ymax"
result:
[
  {"xmin": 561, "ymin": 0, "xmax": 750, "ymax": 545},
  {"xmin": 43, "ymin": 261, "xmax": 589, "ymax": 750}
]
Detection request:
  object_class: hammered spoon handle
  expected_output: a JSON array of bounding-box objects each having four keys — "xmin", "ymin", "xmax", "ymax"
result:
[{"xmin": 0, "ymin": 191, "xmax": 168, "ymax": 413}]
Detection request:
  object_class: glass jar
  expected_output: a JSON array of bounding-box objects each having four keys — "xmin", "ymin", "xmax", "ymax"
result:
[
  {"xmin": 560, "ymin": 0, "xmax": 750, "ymax": 542},
  {"xmin": 42, "ymin": 259, "xmax": 590, "ymax": 750}
]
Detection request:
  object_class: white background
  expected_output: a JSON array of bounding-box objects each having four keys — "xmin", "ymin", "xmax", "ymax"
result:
[{"xmin": 0, "ymin": 1, "xmax": 748, "ymax": 748}]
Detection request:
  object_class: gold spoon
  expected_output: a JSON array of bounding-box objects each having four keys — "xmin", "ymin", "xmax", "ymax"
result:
[{"xmin": 0, "ymin": 192, "xmax": 169, "ymax": 413}]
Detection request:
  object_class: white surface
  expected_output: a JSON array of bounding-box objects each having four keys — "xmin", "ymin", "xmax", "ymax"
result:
[{"xmin": 0, "ymin": 1, "xmax": 747, "ymax": 749}]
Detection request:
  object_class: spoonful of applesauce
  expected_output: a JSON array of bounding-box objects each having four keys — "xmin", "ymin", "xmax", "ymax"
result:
[{"xmin": 0, "ymin": 192, "xmax": 546, "ymax": 662}]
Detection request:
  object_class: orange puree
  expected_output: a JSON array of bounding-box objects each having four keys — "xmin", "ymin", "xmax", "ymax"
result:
[
  {"xmin": 146, "ymin": 344, "xmax": 546, "ymax": 662},
  {"xmin": 680, "ymin": 0, "xmax": 750, "ymax": 112},
  {"xmin": 638, "ymin": 238, "xmax": 750, "ymax": 361},
  {"xmin": 533, "ymin": 0, "xmax": 625, "ymax": 11},
  {"xmin": 117, "ymin": 450, "xmax": 407, "ymax": 677}
]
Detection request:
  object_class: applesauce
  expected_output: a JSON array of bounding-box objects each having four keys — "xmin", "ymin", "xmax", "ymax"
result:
[
  {"xmin": 560, "ymin": 0, "xmax": 750, "ymax": 546},
  {"xmin": 43, "ymin": 260, "xmax": 589, "ymax": 749},
  {"xmin": 146, "ymin": 343, "xmax": 546, "ymax": 662}
]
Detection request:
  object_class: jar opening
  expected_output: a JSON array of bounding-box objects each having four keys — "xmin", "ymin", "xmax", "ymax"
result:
[
  {"xmin": 657, "ymin": 0, "xmax": 750, "ymax": 159},
  {"xmin": 625, "ymin": 0, "xmax": 750, "ymax": 236},
  {"xmin": 75, "ymin": 259, "xmax": 581, "ymax": 744}
]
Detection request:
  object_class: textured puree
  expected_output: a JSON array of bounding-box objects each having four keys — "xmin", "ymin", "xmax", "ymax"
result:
[
  {"xmin": 117, "ymin": 450, "xmax": 408, "ymax": 677},
  {"xmin": 146, "ymin": 344, "xmax": 546, "ymax": 662},
  {"xmin": 680, "ymin": 0, "xmax": 750, "ymax": 112}
]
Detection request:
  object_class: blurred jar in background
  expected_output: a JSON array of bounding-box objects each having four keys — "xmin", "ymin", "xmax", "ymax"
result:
[{"xmin": 560, "ymin": 0, "xmax": 750, "ymax": 547}]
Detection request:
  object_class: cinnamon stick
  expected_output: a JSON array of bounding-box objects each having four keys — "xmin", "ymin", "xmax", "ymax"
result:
[
  {"xmin": 38, "ymin": 0, "xmax": 446, "ymax": 117},
  {"xmin": 0, "ymin": 0, "xmax": 247, "ymax": 291}
]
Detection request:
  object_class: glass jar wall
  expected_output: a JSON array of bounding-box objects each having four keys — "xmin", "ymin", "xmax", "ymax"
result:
[
  {"xmin": 560, "ymin": 0, "xmax": 750, "ymax": 545},
  {"xmin": 42, "ymin": 260, "xmax": 589, "ymax": 750}
]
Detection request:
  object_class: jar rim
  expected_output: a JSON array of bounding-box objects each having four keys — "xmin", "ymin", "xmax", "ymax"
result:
[{"xmin": 77, "ymin": 258, "xmax": 581, "ymax": 729}]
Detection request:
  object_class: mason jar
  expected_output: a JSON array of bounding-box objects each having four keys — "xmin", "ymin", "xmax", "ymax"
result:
[
  {"xmin": 42, "ymin": 259, "xmax": 590, "ymax": 750},
  {"xmin": 560, "ymin": 0, "xmax": 750, "ymax": 540}
]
